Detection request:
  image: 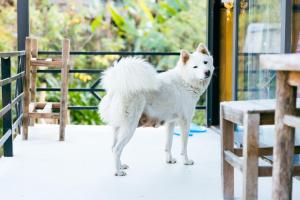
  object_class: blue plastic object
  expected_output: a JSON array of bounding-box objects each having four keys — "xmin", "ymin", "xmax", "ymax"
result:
[{"xmin": 174, "ymin": 123, "xmax": 207, "ymax": 136}]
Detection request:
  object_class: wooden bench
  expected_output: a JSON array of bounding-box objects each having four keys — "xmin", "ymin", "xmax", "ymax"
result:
[{"xmin": 220, "ymin": 99, "xmax": 300, "ymax": 200}]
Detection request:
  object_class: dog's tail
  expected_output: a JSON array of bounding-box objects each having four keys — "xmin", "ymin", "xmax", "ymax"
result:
[{"xmin": 101, "ymin": 57, "xmax": 160, "ymax": 96}]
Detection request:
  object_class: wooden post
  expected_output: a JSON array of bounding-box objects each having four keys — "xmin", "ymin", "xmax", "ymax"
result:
[
  {"xmin": 29, "ymin": 38, "xmax": 38, "ymax": 126},
  {"xmin": 59, "ymin": 38, "xmax": 70, "ymax": 141},
  {"xmin": 272, "ymin": 71, "xmax": 296, "ymax": 200},
  {"xmin": 220, "ymin": 104, "xmax": 235, "ymax": 200},
  {"xmin": 30, "ymin": 38, "xmax": 38, "ymax": 102},
  {"xmin": 23, "ymin": 37, "xmax": 31, "ymax": 140},
  {"xmin": 243, "ymin": 113, "xmax": 259, "ymax": 200}
]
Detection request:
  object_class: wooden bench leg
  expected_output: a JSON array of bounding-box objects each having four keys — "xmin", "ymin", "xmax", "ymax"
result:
[
  {"xmin": 243, "ymin": 113, "xmax": 260, "ymax": 200},
  {"xmin": 272, "ymin": 71, "xmax": 296, "ymax": 200},
  {"xmin": 59, "ymin": 39, "xmax": 70, "ymax": 141},
  {"xmin": 221, "ymin": 105, "xmax": 234, "ymax": 200},
  {"xmin": 23, "ymin": 37, "xmax": 32, "ymax": 140}
]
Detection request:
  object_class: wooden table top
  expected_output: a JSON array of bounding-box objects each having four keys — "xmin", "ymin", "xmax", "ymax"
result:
[
  {"xmin": 260, "ymin": 53, "xmax": 300, "ymax": 71},
  {"xmin": 221, "ymin": 99, "xmax": 300, "ymax": 114}
]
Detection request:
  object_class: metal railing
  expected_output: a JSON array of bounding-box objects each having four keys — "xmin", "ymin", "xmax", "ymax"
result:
[
  {"xmin": 0, "ymin": 51, "xmax": 25, "ymax": 157},
  {"xmin": 37, "ymin": 51, "xmax": 207, "ymax": 110}
]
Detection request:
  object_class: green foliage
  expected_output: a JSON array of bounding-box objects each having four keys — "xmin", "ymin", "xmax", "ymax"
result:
[{"xmin": 0, "ymin": 0, "xmax": 207, "ymax": 125}]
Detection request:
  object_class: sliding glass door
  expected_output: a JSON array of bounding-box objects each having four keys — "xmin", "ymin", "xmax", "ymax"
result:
[{"xmin": 234, "ymin": 0, "xmax": 282, "ymax": 100}]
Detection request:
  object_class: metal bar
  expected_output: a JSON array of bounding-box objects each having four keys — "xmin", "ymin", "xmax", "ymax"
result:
[
  {"xmin": 12, "ymin": 114, "xmax": 23, "ymax": 132},
  {"xmin": 68, "ymin": 106, "xmax": 99, "ymax": 110},
  {"xmin": 0, "ymin": 130, "xmax": 12, "ymax": 148},
  {"xmin": 0, "ymin": 51, "xmax": 25, "ymax": 58},
  {"xmin": 37, "ymin": 69, "xmax": 103, "ymax": 74},
  {"xmin": 281, "ymin": 0, "xmax": 292, "ymax": 53},
  {"xmin": 67, "ymin": 105, "xmax": 206, "ymax": 111},
  {"xmin": 36, "ymin": 69, "xmax": 166, "ymax": 74},
  {"xmin": 0, "ymin": 93, "xmax": 23, "ymax": 119},
  {"xmin": 206, "ymin": 0, "xmax": 221, "ymax": 126},
  {"xmin": 0, "ymin": 71, "xmax": 25, "ymax": 86},
  {"xmin": 1, "ymin": 57, "xmax": 13, "ymax": 157},
  {"xmin": 12, "ymin": 93, "xmax": 24, "ymax": 106},
  {"xmin": 38, "ymin": 51, "xmax": 180, "ymax": 56},
  {"xmin": 15, "ymin": 55, "xmax": 25, "ymax": 135},
  {"xmin": 294, "ymin": 4, "xmax": 300, "ymax": 11},
  {"xmin": 36, "ymin": 88, "xmax": 104, "ymax": 92}
]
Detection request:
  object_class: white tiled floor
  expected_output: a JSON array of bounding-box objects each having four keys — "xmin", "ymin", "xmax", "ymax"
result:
[{"xmin": 0, "ymin": 125, "xmax": 299, "ymax": 200}]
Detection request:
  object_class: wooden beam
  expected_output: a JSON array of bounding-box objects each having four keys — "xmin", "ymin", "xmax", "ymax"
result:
[
  {"xmin": 260, "ymin": 54, "xmax": 300, "ymax": 71},
  {"xmin": 288, "ymin": 71, "xmax": 300, "ymax": 86},
  {"xmin": 221, "ymin": 104, "xmax": 235, "ymax": 200},
  {"xmin": 284, "ymin": 115, "xmax": 300, "ymax": 128}
]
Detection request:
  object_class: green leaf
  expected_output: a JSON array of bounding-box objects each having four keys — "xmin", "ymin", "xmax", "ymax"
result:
[
  {"xmin": 109, "ymin": 4, "xmax": 125, "ymax": 29},
  {"xmin": 91, "ymin": 16, "xmax": 102, "ymax": 32},
  {"xmin": 159, "ymin": 1, "xmax": 177, "ymax": 16},
  {"xmin": 138, "ymin": 0, "xmax": 154, "ymax": 22}
]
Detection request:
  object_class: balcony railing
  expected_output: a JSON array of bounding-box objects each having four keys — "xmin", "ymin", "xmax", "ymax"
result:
[{"xmin": 0, "ymin": 51, "xmax": 25, "ymax": 157}]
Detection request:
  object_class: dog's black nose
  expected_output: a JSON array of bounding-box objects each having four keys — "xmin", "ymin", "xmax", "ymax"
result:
[{"xmin": 205, "ymin": 70, "xmax": 211, "ymax": 78}]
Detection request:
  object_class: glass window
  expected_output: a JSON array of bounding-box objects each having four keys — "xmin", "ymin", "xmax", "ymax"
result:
[{"xmin": 236, "ymin": 0, "xmax": 281, "ymax": 100}]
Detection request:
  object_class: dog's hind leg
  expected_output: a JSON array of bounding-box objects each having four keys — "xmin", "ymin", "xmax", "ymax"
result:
[
  {"xmin": 179, "ymin": 119, "xmax": 194, "ymax": 165},
  {"xmin": 165, "ymin": 122, "xmax": 176, "ymax": 164},
  {"xmin": 112, "ymin": 127, "xmax": 119, "ymax": 151},
  {"xmin": 112, "ymin": 124, "xmax": 137, "ymax": 176}
]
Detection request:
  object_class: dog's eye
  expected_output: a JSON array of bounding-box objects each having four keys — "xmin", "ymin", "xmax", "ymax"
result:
[
  {"xmin": 193, "ymin": 66, "xmax": 198, "ymax": 69},
  {"xmin": 203, "ymin": 61, "xmax": 208, "ymax": 65}
]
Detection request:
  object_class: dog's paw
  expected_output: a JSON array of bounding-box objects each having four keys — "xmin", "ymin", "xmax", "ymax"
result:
[
  {"xmin": 120, "ymin": 164, "xmax": 129, "ymax": 170},
  {"xmin": 114, "ymin": 171, "xmax": 127, "ymax": 176},
  {"xmin": 183, "ymin": 159, "xmax": 194, "ymax": 165},
  {"xmin": 166, "ymin": 158, "xmax": 177, "ymax": 164}
]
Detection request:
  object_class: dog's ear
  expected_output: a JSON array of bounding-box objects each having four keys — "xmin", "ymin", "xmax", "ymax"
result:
[
  {"xmin": 180, "ymin": 50, "xmax": 190, "ymax": 64},
  {"xmin": 197, "ymin": 43, "xmax": 210, "ymax": 56}
]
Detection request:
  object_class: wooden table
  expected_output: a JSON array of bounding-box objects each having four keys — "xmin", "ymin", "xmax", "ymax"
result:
[
  {"xmin": 261, "ymin": 54, "xmax": 300, "ymax": 200},
  {"xmin": 220, "ymin": 99, "xmax": 300, "ymax": 200}
]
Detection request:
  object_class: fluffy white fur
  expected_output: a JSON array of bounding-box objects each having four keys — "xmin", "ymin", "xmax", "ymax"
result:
[{"xmin": 99, "ymin": 44, "xmax": 214, "ymax": 176}]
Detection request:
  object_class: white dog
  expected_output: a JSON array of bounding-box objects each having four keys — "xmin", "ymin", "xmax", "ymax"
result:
[{"xmin": 99, "ymin": 44, "xmax": 214, "ymax": 176}]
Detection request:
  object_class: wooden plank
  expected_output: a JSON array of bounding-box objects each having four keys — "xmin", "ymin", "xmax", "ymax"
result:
[
  {"xmin": 224, "ymin": 150, "xmax": 243, "ymax": 172},
  {"xmin": 31, "ymin": 102, "xmax": 60, "ymax": 110},
  {"xmin": 243, "ymin": 113, "xmax": 259, "ymax": 200},
  {"xmin": 59, "ymin": 38, "xmax": 70, "ymax": 141},
  {"xmin": 29, "ymin": 112, "xmax": 59, "ymax": 119},
  {"xmin": 284, "ymin": 115, "xmax": 300, "ymax": 128},
  {"xmin": 288, "ymin": 71, "xmax": 300, "ymax": 87},
  {"xmin": 259, "ymin": 165, "xmax": 300, "ymax": 177},
  {"xmin": 23, "ymin": 37, "xmax": 31, "ymax": 140},
  {"xmin": 30, "ymin": 58, "xmax": 63, "ymax": 67},
  {"xmin": 272, "ymin": 71, "xmax": 297, "ymax": 200},
  {"xmin": 260, "ymin": 54, "xmax": 300, "ymax": 71},
  {"xmin": 234, "ymin": 146, "xmax": 300, "ymax": 157},
  {"xmin": 220, "ymin": 104, "xmax": 235, "ymax": 200}
]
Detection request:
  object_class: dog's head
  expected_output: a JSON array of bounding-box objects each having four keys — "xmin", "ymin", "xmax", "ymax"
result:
[{"xmin": 177, "ymin": 44, "xmax": 214, "ymax": 86}]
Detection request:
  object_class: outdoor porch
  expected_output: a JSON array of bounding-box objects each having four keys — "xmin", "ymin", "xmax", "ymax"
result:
[{"xmin": 1, "ymin": 125, "xmax": 300, "ymax": 200}]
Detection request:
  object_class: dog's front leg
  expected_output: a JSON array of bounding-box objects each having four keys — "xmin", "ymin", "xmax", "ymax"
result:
[
  {"xmin": 165, "ymin": 122, "xmax": 176, "ymax": 164},
  {"xmin": 179, "ymin": 120, "xmax": 194, "ymax": 165}
]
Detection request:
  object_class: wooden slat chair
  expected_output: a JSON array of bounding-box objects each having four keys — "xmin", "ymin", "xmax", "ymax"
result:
[
  {"xmin": 220, "ymin": 99, "xmax": 300, "ymax": 200},
  {"xmin": 23, "ymin": 37, "xmax": 70, "ymax": 141}
]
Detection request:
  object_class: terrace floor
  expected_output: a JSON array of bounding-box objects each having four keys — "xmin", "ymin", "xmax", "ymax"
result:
[{"xmin": 0, "ymin": 125, "xmax": 300, "ymax": 200}]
